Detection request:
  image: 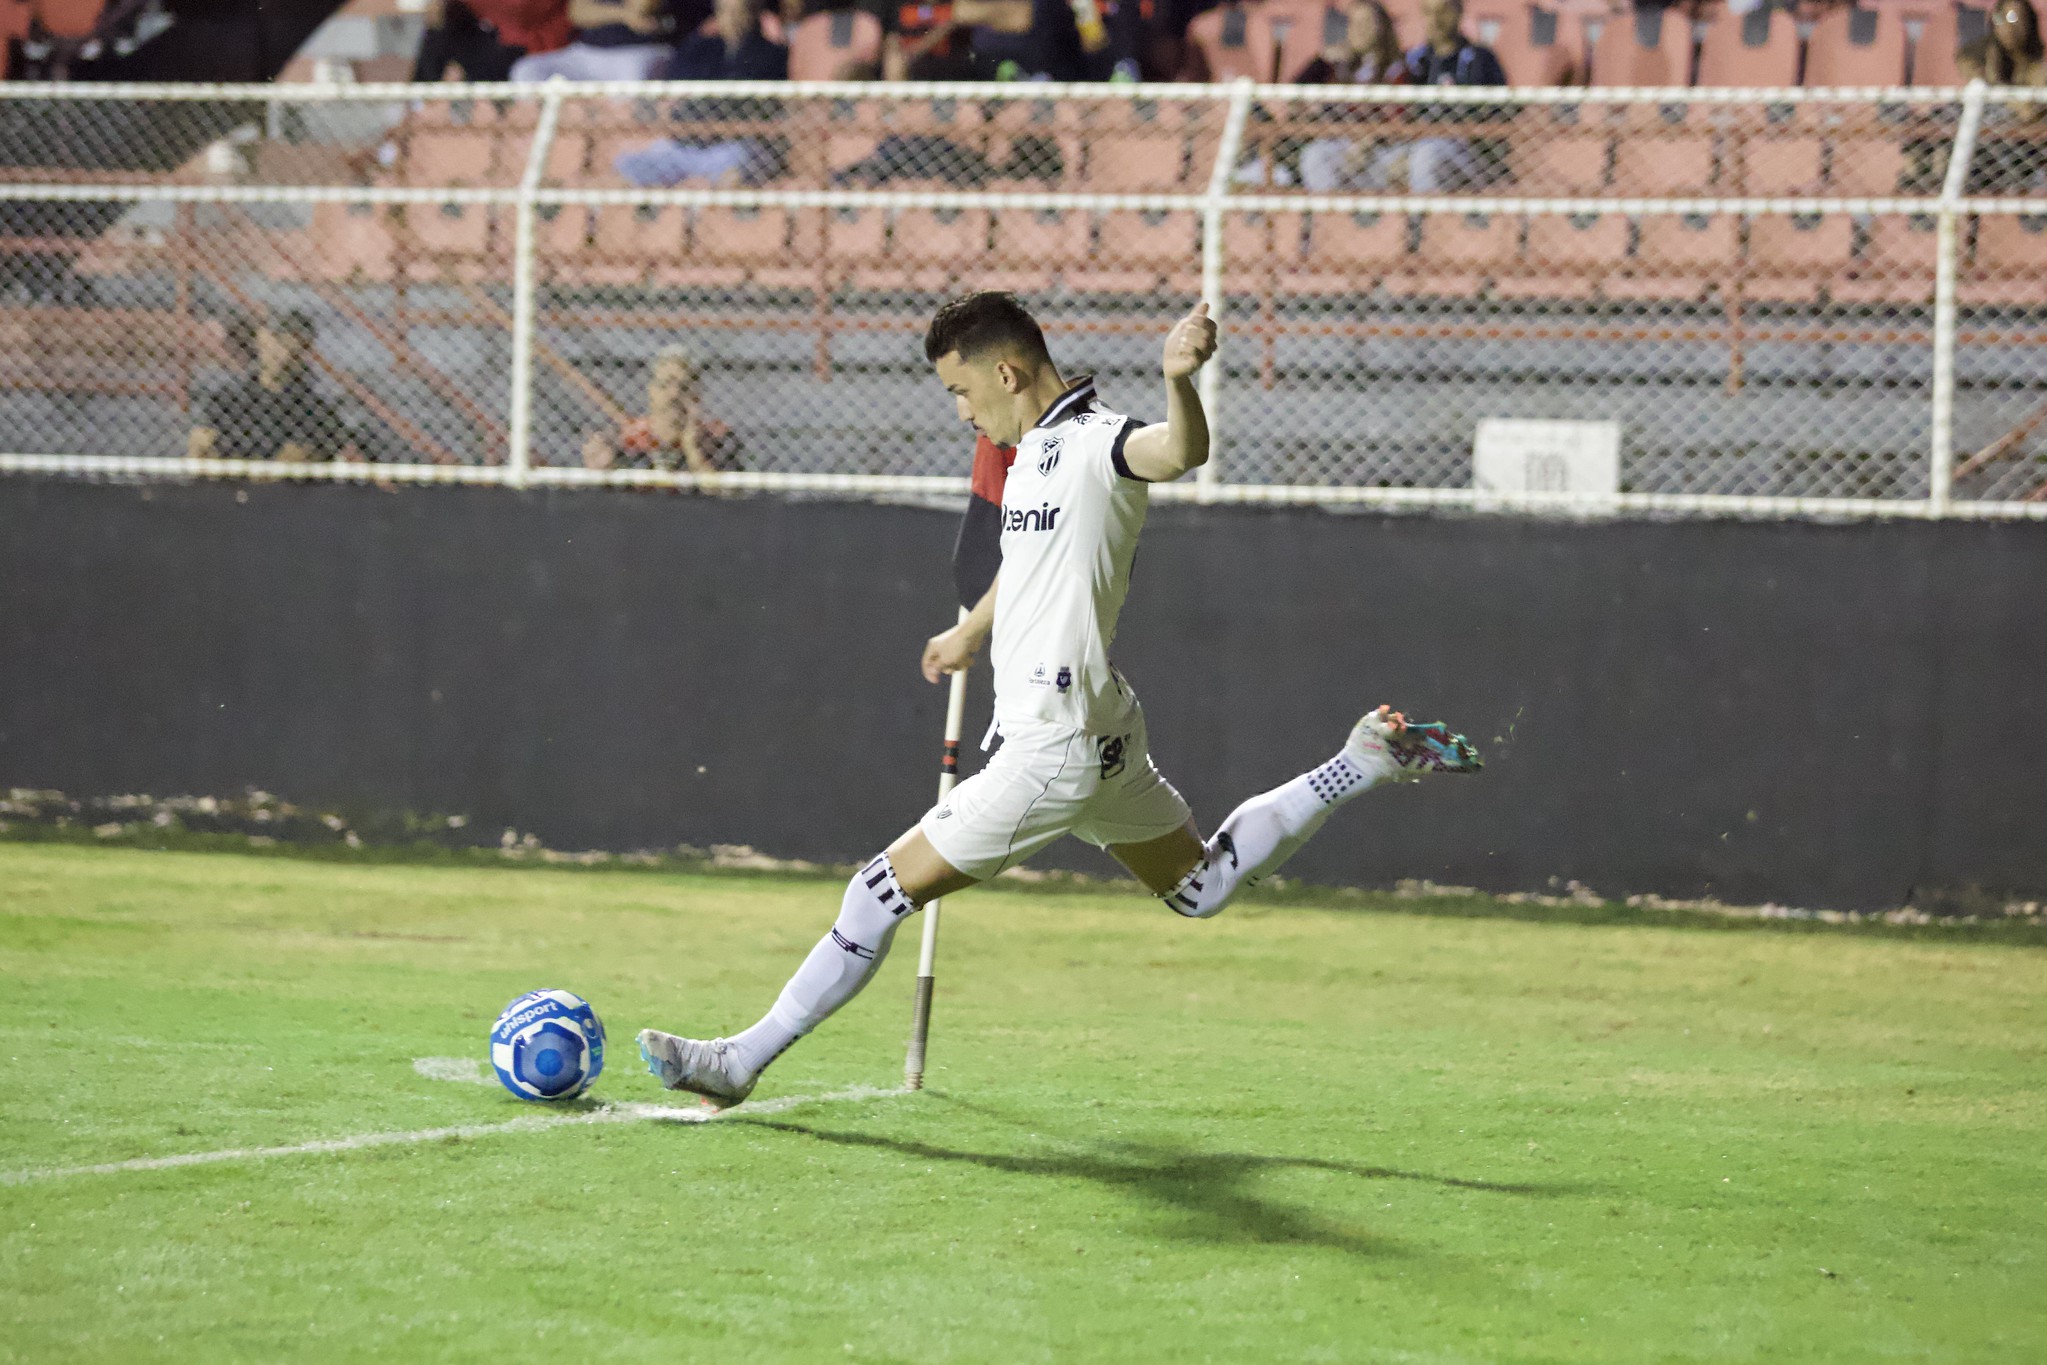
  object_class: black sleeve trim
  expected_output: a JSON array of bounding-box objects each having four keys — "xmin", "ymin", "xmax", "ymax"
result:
[{"xmin": 1109, "ymin": 419, "xmax": 1151, "ymax": 482}]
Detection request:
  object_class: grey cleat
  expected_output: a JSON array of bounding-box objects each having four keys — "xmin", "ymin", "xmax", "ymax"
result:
[{"xmin": 637, "ymin": 1029, "xmax": 756, "ymax": 1108}]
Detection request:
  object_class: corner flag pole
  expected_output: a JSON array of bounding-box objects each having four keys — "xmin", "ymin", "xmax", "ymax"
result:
[{"xmin": 905, "ymin": 609, "xmax": 970, "ymax": 1091}]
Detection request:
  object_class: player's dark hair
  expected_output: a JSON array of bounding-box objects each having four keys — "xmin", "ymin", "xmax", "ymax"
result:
[{"xmin": 924, "ymin": 291, "xmax": 1050, "ymax": 367}]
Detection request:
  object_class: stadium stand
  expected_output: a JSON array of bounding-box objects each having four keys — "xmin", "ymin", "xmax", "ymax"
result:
[
  {"xmin": 1804, "ymin": 5, "xmax": 1911, "ymax": 87},
  {"xmin": 1183, "ymin": 3, "xmax": 1270, "ymax": 79},
  {"xmin": 1588, "ymin": 7, "xmax": 1690, "ymax": 87},
  {"xmin": 1474, "ymin": 3, "xmax": 1581, "ymax": 86},
  {"xmin": 1694, "ymin": 7, "xmax": 1802, "ymax": 89},
  {"xmin": 788, "ymin": 6, "xmax": 882, "ymax": 79}
]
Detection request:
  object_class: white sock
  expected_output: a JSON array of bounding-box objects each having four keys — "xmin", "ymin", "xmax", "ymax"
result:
[
  {"xmin": 725, "ymin": 853, "xmax": 916, "ymax": 1080},
  {"xmin": 1163, "ymin": 748, "xmax": 1390, "ymax": 920}
]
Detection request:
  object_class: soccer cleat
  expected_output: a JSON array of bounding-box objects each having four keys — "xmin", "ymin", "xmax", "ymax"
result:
[
  {"xmin": 1346, "ymin": 704, "xmax": 1482, "ymax": 780},
  {"xmin": 637, "ymin": 1029, "xmax": 756, "ymax": 1108}
]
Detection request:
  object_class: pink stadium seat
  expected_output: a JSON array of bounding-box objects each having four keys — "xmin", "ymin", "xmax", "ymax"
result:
[
  {"xmin": 1378, "ymin": 0, "xmax": 1427, "ymax": 48},
  {"xmin": 824, "ymin": 205, "xmax": 891, "ymax": 289},
  {"xmin": 1911, "ymin": 3, "xmax": 1988, "ymax": 85},
  {"xmin": 1612, "ymin": 125, "xmax": 1717, "ymax": 193},
  {"xmin": 1805, "ymin": 6, "xmax": 1911, "ymax": 86},
  {"xmin": 309, "ymin": 203, "xmax": 396, "ymax": 283},
  {"xmin": 1829, "ymin": 127, "xmax": 1912, "ymax": 194},
  {"xmin": 1743, "ymin": 212, "xmax": 1858, "ymax": 303},
  {"xmin": 1071, "ymin": 210, "xmax": 1202, "ymax": 293},
  {"xmin": 1589, "ymin": 7, "xmax": 1692, "ymax": 86},
  {"xmin": 1695, "ymin": 7, "xmax": 1802, "ymax": 88},
  {"xmin": 1185, "ymin": 4, "xmax": 1273, "ymax": 81},
  {"xmin": 588, "ymin": 205, "xmax": 688, "ymax": 286},
  {"xmin": 982, "ymin": 208, "xmax": 1091, "ymax": 293},
  {"xmin": 890, "ymin": 207, "xmax": 993, "ymax": 292},
  {"xmin": 1477, "ymin": 4, "xmax": 1584, "ymax": 86},
  {"xmin": 1401, "ymin": 211, "xmax": 1516, "ymax": 297},
  {"xmin": 1081, "ymin": 102, "xmax": 1195, "ymax": 191},
  {"xmin": 1498, "ymin": 212, "xmax": 1631, "ymax": 297},
  {"xmin": 30, "ymin": 0, "xmax": 102, "ymax": 39},
  {"xmin": 1833, "ymin": 213, "xmax": 1937, "ymax": 304},
  {"xmin": 690, "ymin": 207, "xmax": 816, "ymax": 290},
  {"xmin": 1964, "ymin": 212, "xmax": 2047, "ymax": 307},
  {"xmin": 1733, "ymin": 132, "xmax": 1828, "ymax": 194},
  {"xmin": 788, "ymin": 8, "xmax": 884, "ymax": 81},
  {"xmin": 1290, "ymin": 210, "xmax": 1410, "ymax": 293},
  {"xmin": 401, "ymin": 203, "xmax": 499, "ymax": 281},
  {"xmin": 1609, "ymin": 213, "xmax": 1740, "ymax": 300},
  {"xmin": 4, "ymin": 0, "xmax": 35, "ymax": 45},
  {"xmin": 1265, "ymin": 1, "xmax": 1344, "ymax": 82},
  {"xmin": 1515, "ymin": 120, "xmax": 1611, "ymax": 192}
]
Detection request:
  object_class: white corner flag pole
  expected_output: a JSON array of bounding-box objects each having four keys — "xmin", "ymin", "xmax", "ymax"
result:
[{"xmin": 905, "ymin": 609, "xmax": 971, "ymax": 1091}]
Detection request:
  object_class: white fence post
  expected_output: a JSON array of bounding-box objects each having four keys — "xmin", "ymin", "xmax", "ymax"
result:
[
  {"xmin": 1197, "ymin": 78, "xmax": 1256, "ymax": 504},
  {"xmin": 508, "ymin": 89, "xmax": 564, "ymax": 487},
  {"xmin": 1930, "ymin": 79, "xmax": 1987, "ymax": 516}
]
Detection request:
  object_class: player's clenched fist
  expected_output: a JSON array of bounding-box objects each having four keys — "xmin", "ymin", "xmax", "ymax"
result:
[{"xmin": 1161, "ymin": 301, "xmax": 1218, "ymax": 381}]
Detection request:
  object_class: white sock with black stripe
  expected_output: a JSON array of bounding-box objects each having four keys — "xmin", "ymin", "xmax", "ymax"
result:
[
  {"xmin": 725, "ymin": 853, "xmax": 916, "ymax": 1080},
  {"xmin": 1163, "ymin": 750, "xmax": 1389, "ymax": 920}
]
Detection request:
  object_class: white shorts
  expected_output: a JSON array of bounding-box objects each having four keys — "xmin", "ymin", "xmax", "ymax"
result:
[{"xmin": 918, "ymin": 708, "xmax": 1193, "ymax": 882}]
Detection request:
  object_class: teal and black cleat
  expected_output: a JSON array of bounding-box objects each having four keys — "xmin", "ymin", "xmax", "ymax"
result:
[{"xmin": 1347, "ymin": 705, "xmax": 1483, "ymax": 779}]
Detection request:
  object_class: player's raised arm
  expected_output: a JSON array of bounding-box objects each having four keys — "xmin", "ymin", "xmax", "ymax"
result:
[{"xmin": 1117, "ymin": 301, "xmax": 1219, "ymax": 482}]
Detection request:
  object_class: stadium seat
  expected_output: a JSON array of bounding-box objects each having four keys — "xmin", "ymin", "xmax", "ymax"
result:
[
  {"xmin": 1588, "ymin": 8, "xmax": 1692, "ymax": 86},
  {"xmin": 1829, "ymin": 126, "xmax": 1912, "ymax": 194},
  {"xmin": 1476, "ymin": 4, "xmax": 1584, "ymax": 86},
  {"xmin": 981, "ymin": 96, "xmax": 1082, "ymax": 188},
  {"xmin": 1609, "ymin": 212, "xmax": 1740, "ymax": 301},
  {"xmin": 691, "ymin": 206, "xmax": 817, "ymax": 290},
  {"xmin": 788, "ymin": 8, "xmax": 884, "ymax": 81},
  {"xmin": 982, "ymin": 207, "xmax": 1091, "ymax": 293},
  {"xmin": 1611, "ymin": 125, "xmax": 1717, "ymax": 193},
  {"xmin": 1185, "ymin": 4, "xmax": 1273, "ymax": 81},
  {"xmin": 1265, "ymin": 2, "xmax": 1345, "ymax": 82},
  {"xmin": 1804, "ymin": 6, "xmax": 1911, "ymax": 87},
  {"xmin": 824, "ymin": 205, "xmax": 892, "ymax": 290},
  {"xmin": 1224, "ymin": 209, "xmax": 1305, "ymax": 293},
  {"xmin": 29, "ymin": 0, "xmax": 102, "ymax": 39},
  {"xmin": 1513, "ymin": 114, "xmax": 1611, "ymax": 192},
  {"xmin": 1833, "ymin": 212, "xmax": 1938, "ymax": 304},
  {"xmin": 308, "ymin": 202, "xmax": 396, "ymax": 284},
  {"xmin": 889, "ymin": 206, "xmax": 993, "ymax": 292},
  {"xmin": 1910, "ymin": 3, "xmax": 1988, "ymax": 85},
  {"xmin": 1965, "ymin": 212, "xmax": 2047, "ymax": 307},
  {"xmin": 3, "ymin": 0, "xmax": 32, "ymax": 47},
  {"xmin": 1080, "ymin": 100, "xmax": 1195, "ymax": 191},
  {"xmin": 1695, "ymin": 7, "xmax": 1802, "ymax": 88},
  {"xmin": 1290, "ymin": 210, "xmax": 1411, "ymax": 294},
  {"xmin": 400, "ymin": 203, "xmax": 500, "ymax": 281},
  {"xmin": 535, "ymin": 204, "xmax": 595, "ymax": 284},
  {"xmin": 403, "ymin": 113, "xmax": 504, "ymax": 187},
  {"xmin": 1732, "ymin": 131, "xmax": 1828, "ymax": 194},
  {"xmin": 1742, "ymin": 211, "xmax": 1858, "ymax": 302},
  {"xmin": 1402, "ymin": 211, "xmax": 1516, "ymax": 297},
  {"xmin": 587, "ymin": 205, "xmax": 688, "ymax": 286},
  {"xmin": 1497, "ymin": 212, "xmax": 1631, "ymax": 298},
  {"xmin": 1071, "ymin": 210, "xmax": 1202, "ymax": 294}
]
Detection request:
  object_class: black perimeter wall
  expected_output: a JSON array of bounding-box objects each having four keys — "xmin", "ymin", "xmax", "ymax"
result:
[{"xmin": 3, "ymin": 479, "xmax": 2044, "ymax": 911}]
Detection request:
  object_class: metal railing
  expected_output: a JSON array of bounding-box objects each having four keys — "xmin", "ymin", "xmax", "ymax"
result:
[{"xmin": 1, "ymin": 78, "xmax": 2043, "ymax": 517}]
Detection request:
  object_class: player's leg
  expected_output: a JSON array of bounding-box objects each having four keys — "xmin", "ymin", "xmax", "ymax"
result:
[
  {"xmin": 638, "ymin": 726, "xmax": 1089, "ymax": 1105},
  {"xmin": 637, "ymin": 829, "xmax": 969, "ymax": 1106},
  {"xmin": 1113, "ymin": 706, "xmax": 1481, "ymax": 919}
]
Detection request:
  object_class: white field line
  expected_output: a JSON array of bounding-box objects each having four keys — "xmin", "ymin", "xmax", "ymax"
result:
[
  {"xmin": 413, "ymin": 1055, "xmax": 495, "ymax": 1084},
  {"xmin": 0, "ymin": 1082, "xmax": 907, "ymax": 1187}
]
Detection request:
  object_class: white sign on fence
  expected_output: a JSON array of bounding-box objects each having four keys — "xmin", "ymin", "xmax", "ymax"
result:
[{"xmin": 1473, "ymin": 419, "xmax": 1622, "ymax": 496}]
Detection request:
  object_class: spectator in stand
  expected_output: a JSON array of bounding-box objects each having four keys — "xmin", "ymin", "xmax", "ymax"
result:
[
  {"xmin": 1386, "ymin": 0, "xmax": 1505, "ymax": 191},
  {"xmin": 860, "ymin": 0, "xmax": 976, "ymax": 79},
  {"xmin": 614, "ymin": 0, "xmax": 789, "ymax": 185},
  {"xmin": 956, "ymin": 0, "xmax": 1091, "ymax": 80},
  {"xmin": 1959, "ymin": 0, "xmax": 2047, "ymax": 189},
  {"xmin": 508, "ymin": 0, "xmax": 681, "ymax": 82},
  {"xmin": 1961, "ymin": 0, "xmax": 2045, "ymax": 82},
  {"xmin": 1294, "ymin": 0, "xmax": 1410, "ymax": 192},
  {"xmin": 582, "ymin": 347, "xmax": 741, "ymax": 473},
  {"xmin": 413, "ymin": 0, "xmax": 573, "ymax": 81},
  {"xmin": 188, "ymin": 309, "xmax": 380, "ymax": 463}
]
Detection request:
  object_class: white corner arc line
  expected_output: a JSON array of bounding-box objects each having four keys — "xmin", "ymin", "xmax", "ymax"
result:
[{"xmin": 0, "ymin": 1085, "xmax": 908, "ymax": 1187}]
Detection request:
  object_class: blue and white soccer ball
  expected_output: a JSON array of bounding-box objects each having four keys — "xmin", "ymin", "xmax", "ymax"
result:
[{"xmin": 489, "ymin": 989, "xmax": 606, "ymax": 1102}]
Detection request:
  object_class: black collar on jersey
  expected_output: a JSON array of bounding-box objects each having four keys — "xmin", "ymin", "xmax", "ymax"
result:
[{"xmin": 1028, "ymin": 374, "xmax": 1096, "ymax": 433}]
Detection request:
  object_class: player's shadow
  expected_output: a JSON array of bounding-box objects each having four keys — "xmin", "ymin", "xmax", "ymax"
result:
[{"xmin": 740, "ymin": 1111, "xmax": 1563, "ymax": 1257}]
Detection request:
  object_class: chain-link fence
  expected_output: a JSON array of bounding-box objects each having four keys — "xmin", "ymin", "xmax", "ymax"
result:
[{"xmin": 1, "ymin": 80, "xmax": 2042, "ymax": 514}]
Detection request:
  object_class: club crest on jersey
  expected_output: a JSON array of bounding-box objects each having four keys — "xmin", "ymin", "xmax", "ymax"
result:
[
  {"xmin": 1036, "ymin": 436, "xmax": 1062, "ymax": 475},
  {"xmin": 1003, "ymin": 502, "xmax": 1060, "ymax": 532},
  {"xmin": 1055, "ymin": 666, "xmax": 1072, "ymax": 693}
]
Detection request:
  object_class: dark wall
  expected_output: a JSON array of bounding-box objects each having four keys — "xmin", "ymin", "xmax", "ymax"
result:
[{"xmin": 3, "ymin": 480, "xmax": 2043, "ymax": 911}]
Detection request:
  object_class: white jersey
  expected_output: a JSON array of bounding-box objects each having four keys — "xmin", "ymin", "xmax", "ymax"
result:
[{"xmin": 991, "ymin": 377, "xmax": 1150, "ymax": 734}]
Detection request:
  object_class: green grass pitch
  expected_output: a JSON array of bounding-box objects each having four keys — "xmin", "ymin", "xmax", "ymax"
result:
[{"xmin": 2, "ymin": 843, "xmax": 2043, "ymax": 1363}]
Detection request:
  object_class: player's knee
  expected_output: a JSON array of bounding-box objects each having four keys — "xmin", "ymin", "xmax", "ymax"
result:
[{"xmin": 835, "ymin": 852, "xmax": 919, "ymax": 945}]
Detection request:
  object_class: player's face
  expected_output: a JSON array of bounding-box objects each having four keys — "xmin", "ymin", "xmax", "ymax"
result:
[{"xmin": 934, "ymin": 350, "xmax": 1022, "ymax": 447}]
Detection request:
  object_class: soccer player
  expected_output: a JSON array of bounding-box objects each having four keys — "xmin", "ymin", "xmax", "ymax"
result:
[{"xmin": 639, "ymin": 292, "xmax": 1480, "ymax": 1104}]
